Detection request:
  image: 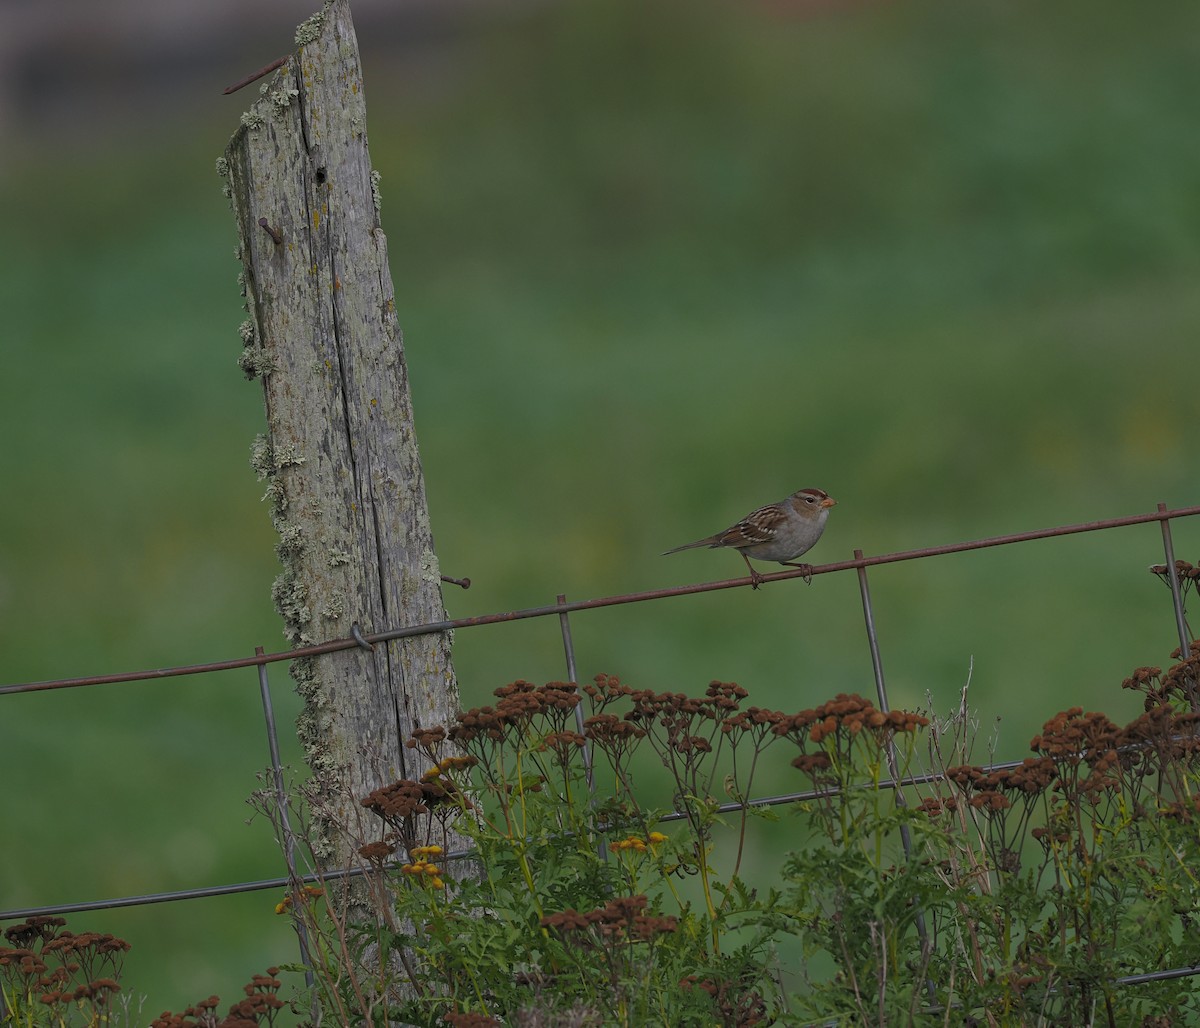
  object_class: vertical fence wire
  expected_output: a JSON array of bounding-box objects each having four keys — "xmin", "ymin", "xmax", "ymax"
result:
[
  {"xmin": 1157, "ymin": 504, "xmax": 1197, "ymax": 710},
  {"xmin": 558, "ymin": 593, "xmax": 608, "ymax": 865},
  {"xmin": 853, "ymin": 548, "xmax": 935, "ymax": 999},
  {"xmin": 557, "ymin": 593, "xmax": 595, "ymax": 791},
  {"xmin": 255, "ymin": 647, "xmax": 315, "ymax": 987}
]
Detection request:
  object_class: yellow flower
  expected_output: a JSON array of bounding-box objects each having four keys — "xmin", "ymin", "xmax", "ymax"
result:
[
  {"xmin": 612, "ymin": 835, "xmax": 656, "ymax": 853},
  {"xmin": 402, "ymin": 859, "xmax": 446, "ymax": 886}
]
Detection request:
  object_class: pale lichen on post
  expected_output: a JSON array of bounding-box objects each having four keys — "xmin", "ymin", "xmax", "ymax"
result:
[
  {"xmin": 370, "ymin": 169, "xmax": 383, "ymax": 216},
  {"xmin": 261, "ymin": 481, "xmax": 287, "ymax": 521},
  {"xmin": 321, "ymin": 595, "xmax": 346, "ymax": 621},
  {"xmin": 249, "ymin": 434, "xmax": 274, "ymax": 481},
  {"xmin": 419, "ymin": 549, "xmax": 442, "ymax": 586},
  {"xmin": 294, "ymin": 5, "xmax": 330, "ymax": 47},
  {"xmin": 239, "ymin": 349, "xmax": 277, "ymax": 381},
  {"xmin": 214, "ymin": 156, "xmax": 233, "ymax": 202},
  {"xmin": 273, "ymin": 444, "xmax": 307, "ymax": 469},
  {"xmin": 269, "ymin": 86, "xmax": 300, "ymax": 118},
  {"xmin": 236, "ymin": 319, "xmax": 279, "ymax": 380}
]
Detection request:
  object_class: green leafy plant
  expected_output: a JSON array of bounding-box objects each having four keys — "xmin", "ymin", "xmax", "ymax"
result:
[
  {"xmin": 778, "ymin": 640, "xmax": 1200, "ymax": 1026},
  {"xmin": 270, "ymin": 677, "xmax": 787, "ymax": 1026},
  {"xmin": 266, "ymin": 638, "xmax": 1200, "ymax": 1027}
]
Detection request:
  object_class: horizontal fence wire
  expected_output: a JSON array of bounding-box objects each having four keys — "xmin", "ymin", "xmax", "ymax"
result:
[
  {"xmin": 3, "ymin": 501, "xmax": 1198, "ymax": 1007},
  {"xmin": 3, "ymin": 503, "xmax": 1198, "ymax": 696},
  {"xmin": 0, "ymin": 759, "xmax": 1028, "ymax": 921}
]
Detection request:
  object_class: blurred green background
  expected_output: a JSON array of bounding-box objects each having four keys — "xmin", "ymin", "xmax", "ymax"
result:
[{"xmin": 2, "ymin": 0, "xmax": 1197, "ymax": 1018}]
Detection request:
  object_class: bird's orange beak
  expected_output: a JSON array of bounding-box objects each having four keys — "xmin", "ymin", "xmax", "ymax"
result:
[{"xmin": 820, "ymin": 496, "xmax": 837, "ymax": 508}]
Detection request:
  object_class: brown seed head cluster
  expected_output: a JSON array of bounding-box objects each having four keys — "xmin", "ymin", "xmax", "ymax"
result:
[
  {"xmin": 442, "ymin": 1012, "xmax": 502, "ymax": 1027},
  {"xmin": 0, "ymin": 917, "xmax": 130, "ymax": 1013},
  {"xmin": 362, "ymin": 778, "xmax": 439, "ymax": 819},
  {"xmin": 1162, "ymin": 793, "xmax": 1200, "ymax": 822},
  {"xmin": 150, "ymin": 968, "xmax": 284, "ymax": 1027},
  {"xmin": 357, "ymin": 840, "xmax": 397, "ymax": 864},
  {"xmin": 768, "ymin": 694, "xmax": 929, "ymax": 780},
  {"xmin": 944, "ymin": 757, "xmax": 1060, "ymax": 813},
  {"xmin": 536, "ymin": 729, "xmax": 589, "ymax": 762},
  {"xmin": 450, "ymin": 680, "xmax": 582, "ymax": 747},
  {"xmin": 406, "ymin": 724, "xmax": 448, "ymax": 759},
  {"xmin": 1031, "ymin": 707, "xmax": 1122, "ymax": 760},
  {"xmin": 914, "ymin": 795, "xmax": 958, "ymax": 818},
  {"xmin": 928, "ymin": 652, "xmax": 1200, "ymax": 830},
  {"xmin": 681, "ymin": 974, "xmax": 770, "ymax": 1027},
  {"xmin": 580, "ymin": 711, "xmax": 645, "ymax": 755},
  {"xmin": 585, "ymin": 677, "xmax": 761, "ymax": 772},
  {"xmin": 541, "ymin": 894, "xmax": 677, "ymax": 944},
  {"xmin": 1150, "ymin": 559, "xmax": 1200, "ymax": 584},
  {"xmin": 1122, "ymin": 639, "xmax": 1200, "ymax": 709},
  {"xmin": 721, "ymin": 704, "xmax": 788, "ymax": 740},
  {"xmin": 773, "ymin": 693, "xmax": 929, "ymax": 746}
]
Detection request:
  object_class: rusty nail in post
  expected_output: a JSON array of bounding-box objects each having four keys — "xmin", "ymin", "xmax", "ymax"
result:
[
  {"xmin": 223, "ymin": 54, "xmax": 289, "ymax": 95},
  {"xmin": 258, "ymin": 218, "xmax": 284, "ymax": 245},
  {"xmin": 350, "ymin": 623, "xmax": 375, "ymax": 651},
  {"xmin": 440, "ymin": 574, "xmax": 471, "ymax": 590}
]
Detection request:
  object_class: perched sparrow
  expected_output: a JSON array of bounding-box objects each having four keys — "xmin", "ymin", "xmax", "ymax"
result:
[{"xmin": 663, "ymin": 488, "xmax": 836, "ymax": 588}]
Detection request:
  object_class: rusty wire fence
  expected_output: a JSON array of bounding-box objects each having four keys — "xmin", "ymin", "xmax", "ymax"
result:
[{"xmin": 3, "ymin": 501, "xmax": 1200, "ymax": 1007}]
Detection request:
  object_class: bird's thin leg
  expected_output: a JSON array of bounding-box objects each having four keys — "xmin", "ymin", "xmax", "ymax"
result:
[
  {"xmin": 740, "ymin": 552, "xmax": 765, "ymax": 589},
  {"xmin": 780, "ymin": 560, "xmax": 815, "ymax": 584}
]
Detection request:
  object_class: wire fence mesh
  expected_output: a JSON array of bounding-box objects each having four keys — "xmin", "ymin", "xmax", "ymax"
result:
[{"xmin": 3, "ymin": 500, "xmax": 1199, "ymax": 1011}]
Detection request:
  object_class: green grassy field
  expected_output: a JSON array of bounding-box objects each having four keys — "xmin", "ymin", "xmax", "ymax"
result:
[{"xmin": 2, "ymin": 0, "xmax": 1197, "ymax": 1018}]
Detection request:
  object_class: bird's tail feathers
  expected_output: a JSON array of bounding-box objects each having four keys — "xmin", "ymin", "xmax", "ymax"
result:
[{"xmin": 662, "ymin": 537, "xmax": 718, "ymax": 556}]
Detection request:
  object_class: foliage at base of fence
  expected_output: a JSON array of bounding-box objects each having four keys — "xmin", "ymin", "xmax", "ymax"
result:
[
  {"xmin": 0, "ymin": 916, "xmax": 282, "ymax": 1028},
  {"xmin": 266, "ymin": 644, "xmax": 1198, "ymax": 1026},
  {"xmin": 0, "ymin": 919, "xmax": 129, "ymax": 1027},
  {"xmin": 5, "ymin": 640, "xmax": 1199, "ymax": 1026}
]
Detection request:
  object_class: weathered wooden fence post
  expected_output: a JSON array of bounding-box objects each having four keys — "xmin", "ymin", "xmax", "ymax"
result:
[{"xmin": 218, "ymin": 0, "xmax": 460, "ymax": 909}]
